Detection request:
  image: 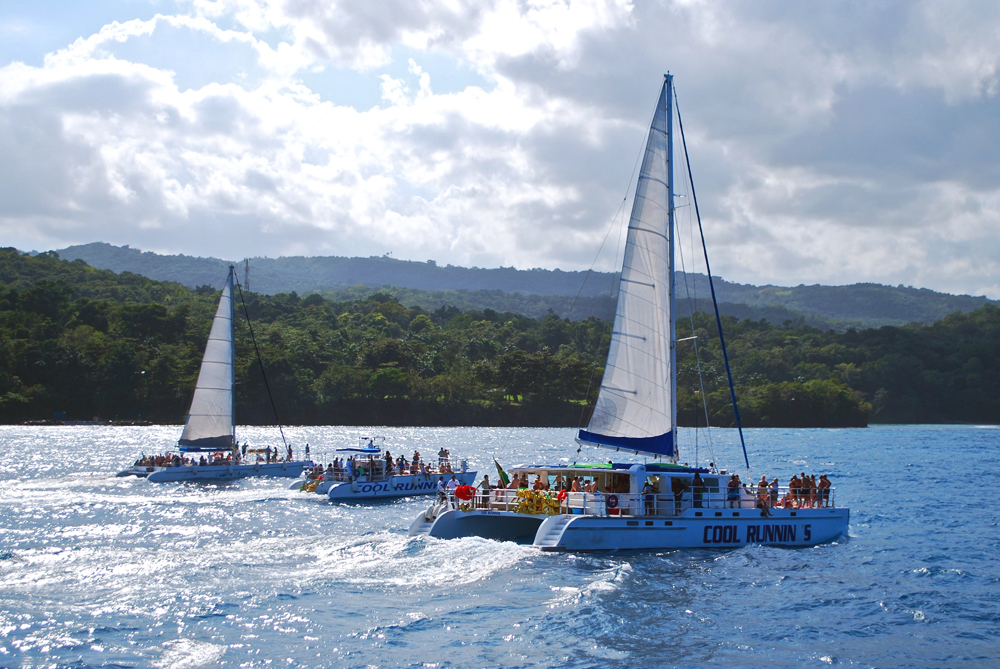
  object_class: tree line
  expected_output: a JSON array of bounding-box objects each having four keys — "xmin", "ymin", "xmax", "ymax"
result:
[{"xmin": 2, "ymin": 248, "xmax": 998, "ymax": 427}]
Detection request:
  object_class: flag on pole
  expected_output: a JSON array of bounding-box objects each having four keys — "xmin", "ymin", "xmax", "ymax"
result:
[{"xmin": 493, "ymin": 458, "xmax": 510, "ymax": 487}]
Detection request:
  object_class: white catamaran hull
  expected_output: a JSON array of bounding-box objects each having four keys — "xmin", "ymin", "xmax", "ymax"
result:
[
  {"xmin": 326, "ymin": 471, "xmax": 477, "ymax": 501},
  {"xmin": 533, "ymin": 507, "xmax": 849, "ymax": 551},
  {"xmin": 122, "ymin": 461, "xmax": 308, "ymax": 482},
  {"xmin": 413, "ymin": 508, "xmax": 545, "ymax": 541}
]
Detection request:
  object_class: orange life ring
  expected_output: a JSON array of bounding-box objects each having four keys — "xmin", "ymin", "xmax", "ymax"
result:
[
  {"xmin": 455, "ymin": 485, "xmax": 476, "ymax": 501},
  {"xmin": 606, "ymin": 494, "xmax": 620, "ymax": 509},
  {"xmin": 557, "ymin": 489, "xmax": 568, "ymax": 502}
]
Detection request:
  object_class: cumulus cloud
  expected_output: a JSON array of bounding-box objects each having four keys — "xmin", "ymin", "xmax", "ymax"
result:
[{"xmin": 1, "ymin": 0, "xmax": 1000, "ymax": 297}]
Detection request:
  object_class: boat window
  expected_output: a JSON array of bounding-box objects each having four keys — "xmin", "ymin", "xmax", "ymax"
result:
[{"xmin": 704, "ymin": 477, "xmax": 720, "ymax": 492}]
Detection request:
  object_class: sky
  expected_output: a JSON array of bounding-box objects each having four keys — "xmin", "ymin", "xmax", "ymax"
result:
[{"xmin": 1, "ymin": 1, "xmax": 1000, "ymax": 297}]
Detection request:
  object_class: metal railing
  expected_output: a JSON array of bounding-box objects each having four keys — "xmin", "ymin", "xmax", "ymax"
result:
[{"xmin": 451, "ymin": 485, "xmax": 836, "ymax": 517}]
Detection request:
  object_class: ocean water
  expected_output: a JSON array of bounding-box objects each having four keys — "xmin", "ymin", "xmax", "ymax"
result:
[{"xmin": 0, "ymin": 424, "xmax": 997, "ymax": 668}]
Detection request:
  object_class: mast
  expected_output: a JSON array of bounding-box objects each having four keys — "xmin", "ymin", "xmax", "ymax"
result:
[
  {"xmin": 666, "ymin": 73, "xmax": 678, "ymax": 464},
  {"xmin": 229, "ymin": 265, "xmax": 236, "ymax": 446}
]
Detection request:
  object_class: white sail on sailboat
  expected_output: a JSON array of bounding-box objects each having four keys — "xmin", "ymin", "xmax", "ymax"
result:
[
  {"xmin": 118, "ymin": 266, "xmax": 308, "ymax": 482},
  {"xmin": 410, "ymin": 75, "xmax": 850, "ymax": 549}
]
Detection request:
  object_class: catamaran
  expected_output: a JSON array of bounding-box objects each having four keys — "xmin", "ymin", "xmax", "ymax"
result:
[
  {"xmin": 117, "ymin": 266, "xmax": 309, "ymax": 482},
  {"xmin": 292, "ymin": 436, "xmax": 477, "ymax": 500},
  {"xmin": 409, "ymin": 75, "xmax": 849, "ymax": 550}
]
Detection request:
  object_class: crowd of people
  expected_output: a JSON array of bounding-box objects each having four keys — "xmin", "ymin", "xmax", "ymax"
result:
[
  {"xmin": 448, "ymin": 469, "xmax": 836, "ymax": 515},
  {"xmin": 724, "ymin": 472, "xmax": 834, "ymax": 514},
  {"xmin": 133, "ymin": 442, "xmax": 303, "ymax": 469},
  {"xmin": 303, "ymin": 448, "xmax": 458, "ymax": 482}
]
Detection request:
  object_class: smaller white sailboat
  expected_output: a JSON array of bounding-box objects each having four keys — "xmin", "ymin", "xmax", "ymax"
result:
[
  {"xmin": 117, "ymin": 266, "xmax": 309, "ymax": 482},
  {"xmin": 292, "ymin": 436, "xmax": 477, "ymax": 501},
  {"xmin": 410, "ymin": 75, "xmax": 849, "ymax": 549}
]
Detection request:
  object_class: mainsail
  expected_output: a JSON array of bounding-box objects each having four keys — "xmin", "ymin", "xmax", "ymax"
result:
[
  {"xmin": 178, "ymin": 267, "xmax": 236, "ymax": 451},
  {"xmin": 578, "ymin": 76, "xmax": 676, "ymax": 459}
]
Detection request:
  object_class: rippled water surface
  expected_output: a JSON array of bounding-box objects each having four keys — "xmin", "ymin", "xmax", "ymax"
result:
[{"xmin": 1, "ymin": 424, "xmax": 998, "ymax": 668}]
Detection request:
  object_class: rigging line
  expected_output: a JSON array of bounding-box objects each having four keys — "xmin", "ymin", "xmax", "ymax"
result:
[
  {"xmin": 672, "ymin": 110, "xmax": 716, "ymax": 470},
  {"xmin": 673, "ymin": 170, "xmax": 716, "ymax": 470},
  {"xmin": 674, "ymin": 84, "xmax": 750, "ymax": 474},
  {"xmin": 234, "ymin": 278, "xmax": 289, "ymax": 450}
]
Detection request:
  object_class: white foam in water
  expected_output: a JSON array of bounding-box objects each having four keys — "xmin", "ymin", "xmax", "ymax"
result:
[
  {"xmin": 153, "ymin": 639, "xmax": 226, "ymax": 669},
  {"xmin": 303, "ymin": 532, "xmax": 539, "ymax": 588}
]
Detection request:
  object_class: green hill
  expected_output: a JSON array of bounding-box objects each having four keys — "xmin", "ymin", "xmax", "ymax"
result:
[
  {"xmin": 54, "ymin": 242, "xmax": 998, "ymax": 329},
  {"xmin": 4, "ymin": 247, "xmax": 1000, "ymax": 427}
]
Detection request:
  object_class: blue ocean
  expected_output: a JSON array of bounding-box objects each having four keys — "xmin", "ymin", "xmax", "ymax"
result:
[{"xmin": 1, "ymin": 424, "xmax": 997, "ymax": 668}]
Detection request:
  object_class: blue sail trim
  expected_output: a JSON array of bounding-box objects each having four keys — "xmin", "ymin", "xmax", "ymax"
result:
[
  {"xmin": 577, "ymin": 430, "xmax": 674, "ymax": 457},
  {"xmin": 178, "ymin": 436, "xmax": 234, "ymax": 451}
]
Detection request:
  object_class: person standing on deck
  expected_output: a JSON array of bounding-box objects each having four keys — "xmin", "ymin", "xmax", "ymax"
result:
[
  {"xmin": 692, "ymin": 473, "xmax": 706, "ymax": 509},
  {"xmin": 478, "ymin": 475, "xmax": 491, "ymax": 508}
]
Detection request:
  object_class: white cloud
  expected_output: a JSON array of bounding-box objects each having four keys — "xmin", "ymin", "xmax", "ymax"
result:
[{"xmin": 2, "ymin": 0, "xmax": 1000, "ymax": 298}]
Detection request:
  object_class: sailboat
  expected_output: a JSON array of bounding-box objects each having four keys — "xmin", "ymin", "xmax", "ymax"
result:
[
  {"xmin": 117, "ymin": 266, "xmax": 309, "ymax": 482},
  {"xmin": 409, "ymin": 75, "xmax": 850, "ymax": 549}
]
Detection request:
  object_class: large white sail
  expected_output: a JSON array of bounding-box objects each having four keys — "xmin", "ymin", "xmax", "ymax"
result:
[
  {"xmin": 179, "ymin": 267, "xmax": 236, "ymax": 450},
  {"xmin": 579, "ymin": 77, "xmax": 676, "ymax": 459}
]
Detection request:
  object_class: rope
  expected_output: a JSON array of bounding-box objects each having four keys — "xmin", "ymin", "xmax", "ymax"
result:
[
  {"xmin": 234, "ymin": 279, "xmax": 288, "ymax": 450},
  {"xmin": 674, "ymin": 85, "xmax": 750, "ymax": 476}
]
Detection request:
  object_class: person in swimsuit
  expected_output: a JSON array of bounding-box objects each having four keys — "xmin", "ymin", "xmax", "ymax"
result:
[
  {"xmin": 818, "ymin": 474, "xmax": 831, "ymax": 507},
  {"xmin": 726, "ymin": 474, "xmax": 740, "ymax": 508}
]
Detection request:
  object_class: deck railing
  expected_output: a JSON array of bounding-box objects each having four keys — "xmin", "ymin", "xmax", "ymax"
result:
[{"xmin": 455, "ymin": 485, "xmax": 836, "ymax": 517}]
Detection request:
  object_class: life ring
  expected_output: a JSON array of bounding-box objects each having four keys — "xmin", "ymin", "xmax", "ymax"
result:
[
  {"xmin": 455, "ymin": 485, "xmax": 476, "ymax": 501},
  {"xmin": 557, "ymin": 489, "xmax": 568, "ymax": 502},
  {"xmin": 606, "ymin": 494, "xmax": 619, "ymax": 509}
]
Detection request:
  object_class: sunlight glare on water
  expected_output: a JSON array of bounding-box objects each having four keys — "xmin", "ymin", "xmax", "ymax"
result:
[{"xmin": 1, "ymin": 424, "xmax": 998, "ymax": 667}]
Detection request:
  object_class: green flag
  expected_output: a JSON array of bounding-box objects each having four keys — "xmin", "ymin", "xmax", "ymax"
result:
[{"xmin": 493, "ymin": 458, "xmax": 510, "ymax": 487}]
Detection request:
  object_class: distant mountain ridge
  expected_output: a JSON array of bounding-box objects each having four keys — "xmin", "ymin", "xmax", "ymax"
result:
[{"xmin": 55, "ymin": 242, "xmax": 998, "ymax": 329}]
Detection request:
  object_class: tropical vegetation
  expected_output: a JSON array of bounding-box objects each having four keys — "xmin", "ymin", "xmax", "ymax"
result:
[{"xmin": 2, "ymin": 248, "xmax": 998, "ymax": 427}]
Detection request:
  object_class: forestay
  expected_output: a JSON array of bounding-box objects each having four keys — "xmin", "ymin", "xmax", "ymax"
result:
[
  {"xmin": 578, "ymin": 77, "xmax": 676, "ymax": 459},
  {"xmin": 178, "ymin": 268, "xmax": 236, "ymax": 450}
]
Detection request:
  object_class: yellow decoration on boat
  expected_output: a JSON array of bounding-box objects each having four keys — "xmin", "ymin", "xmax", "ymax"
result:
[{"xmin": 513, "ymin": 489, "xmax": 560, "ymax": 515}]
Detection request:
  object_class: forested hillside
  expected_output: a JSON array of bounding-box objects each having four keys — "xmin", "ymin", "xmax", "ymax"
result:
[
  {"xmin": 3, "ymin": 248, "xmax": 999, "ymax": 427},
  {"xmin": 57, "ymin": 242, "xmax": 998, "ymax": 328}
]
